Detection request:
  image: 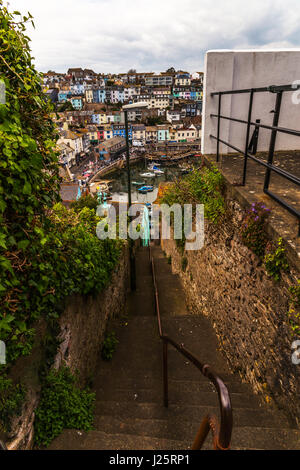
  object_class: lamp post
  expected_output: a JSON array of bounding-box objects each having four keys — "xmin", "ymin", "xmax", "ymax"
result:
[{"xmin": 122, "ymin": 102, "xmax": 148, "ymax": 291}]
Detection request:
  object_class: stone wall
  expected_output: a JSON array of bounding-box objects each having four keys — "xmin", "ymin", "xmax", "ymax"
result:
[
  {"xmin": 53, "ymin": 244, "xmax": 129, "ymax": 385},
  {"xmin": 161, "ymin": 197, "xmax": 300, "ymax": 426},
  {"xmin": 6, "ymin": 245, "xmax": 129, "ymax": 449}
]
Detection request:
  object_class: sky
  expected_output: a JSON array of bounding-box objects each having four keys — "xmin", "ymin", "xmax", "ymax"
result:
[{"xmin": 6, "ymin": 0, "xmax": 300, "ymax": 74}]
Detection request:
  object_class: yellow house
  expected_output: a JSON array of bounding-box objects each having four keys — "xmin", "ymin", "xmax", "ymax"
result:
[
  {"xmin": 85, "ymin": 89, "xmax": 93, "ymax": 103},
  {"xmin": 99, "ymin": 113, "xmax": 107, "ymax": 124},
  {"xmin": 175, "ymin": 125, "xmax": 197, "ymax": 142},
  {"xmin": 146, "ymin": 95, "xmax": 170, "ymax": 109}
]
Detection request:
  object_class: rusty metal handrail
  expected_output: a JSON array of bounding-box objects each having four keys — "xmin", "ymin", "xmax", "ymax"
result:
[{"xmin": 150, "ymin": 245, "xmax": 233, "ymax": 450}]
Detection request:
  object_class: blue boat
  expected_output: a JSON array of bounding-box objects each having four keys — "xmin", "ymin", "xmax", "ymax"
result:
[{"xmin": 138, "ymin": 185, "xmax": 153, "ymax": 193}]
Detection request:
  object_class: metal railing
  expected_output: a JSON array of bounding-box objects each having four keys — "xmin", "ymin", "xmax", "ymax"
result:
[
  {"xmin": 210, "ymin": 84, "xmax": 300, "ymax": 227},
  {"xmin": 149, "ymin": 245, "xmax": 233, "ymax": 450}
]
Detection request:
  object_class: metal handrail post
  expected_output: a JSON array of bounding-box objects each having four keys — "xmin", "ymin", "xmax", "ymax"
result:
[
  {"xmin": 263, "ymin": 91, "xmax": 283, "ymax": 191},
  {"xmin": 242, "ymin": 90, "xmax": 254, "ymax": 185}
]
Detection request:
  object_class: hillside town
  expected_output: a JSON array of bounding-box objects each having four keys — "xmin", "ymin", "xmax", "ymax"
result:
[
  {"xmin": 42, "ymin": 68, "xmax": 203, "ymax": 172},
  {"xmin": 3, "ymin": 0, "xmax": 300, "ymax": 453}
]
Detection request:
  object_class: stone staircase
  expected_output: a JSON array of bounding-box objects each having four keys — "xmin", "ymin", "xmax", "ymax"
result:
[{"xmin": 50, "ymin": 245, "xmax": 300, "ymax": 450}]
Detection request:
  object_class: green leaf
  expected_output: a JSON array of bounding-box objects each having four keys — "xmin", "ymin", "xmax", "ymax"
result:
[
  {"xmin": 17, "ymin": 240, "xmax": 30, "ymax": 250},
  {"xmin": 23, "ymin": 181, "xmax": 32, "ymax": 194}
]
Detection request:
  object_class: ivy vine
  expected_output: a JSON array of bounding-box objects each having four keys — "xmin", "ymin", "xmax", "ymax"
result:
[{"xmin": 0, "ymin": 4, "xmax": 122, "ymax": 434}]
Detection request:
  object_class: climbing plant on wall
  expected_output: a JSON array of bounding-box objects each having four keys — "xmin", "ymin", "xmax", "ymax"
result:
[
  {"xmin": 0, "ymin": 4, "xmax": 122, "ymax": 433},
  {"xmin": 0, "ymin": 3, "xmax": 60, "ymax": 355}
]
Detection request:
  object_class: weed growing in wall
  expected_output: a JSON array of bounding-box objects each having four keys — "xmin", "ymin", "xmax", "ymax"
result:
[
  {"xmin": 101, "ymin": 331, "xmax": 119, "ymax": 361},
  {"xmin": 288, "ymin": 280, "xmax": 300, "ymax": 337},
  {"xmin": 240, "ymin": 202, "xmax": 270, "ymax": 258},
  {"xmin": 181, "ymin": 256, "xmax": 188, "ymax": 272},
  {"xmin": 0, "ymin": 374, "xmax": 25, "ymax": 433},
  {"xmin": 264, "ymin": 237, "xmax": 289, "ymax": 281}
]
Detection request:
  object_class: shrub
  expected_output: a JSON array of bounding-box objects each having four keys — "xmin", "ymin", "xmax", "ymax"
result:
[
  {"xmin": 159, "ymin": 165, "xmax": 225, "ymax": 223},
  {"xmin": 70, "ymin": 194, "xmax": 98, "ymax": 212},
  {"xmin": 34, "ymin": 367, "xmax": 95, "ymax": 447},
  {"xmin": 0, "ymin": 374, "xmax": 25, "ymax": 432}
]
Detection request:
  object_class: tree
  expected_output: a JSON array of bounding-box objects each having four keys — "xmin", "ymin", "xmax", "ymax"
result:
[
  {"xmin": 145, "ymin": 116, "xmax": 165, "ymax": 126},
  {"xmin": 128, "ymin": 68, "xmax": 136, "ymax": 74},
  {"xmin": 166, "ymin": 67, "xmax": 176, "ymax": 74},
  {"xmin": 57, "ymin": 100, "xmax": 74, "ymax": 112}
]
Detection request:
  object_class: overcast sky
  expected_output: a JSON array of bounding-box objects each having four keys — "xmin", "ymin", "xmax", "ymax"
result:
[{"xmin": 6, "ymin": 0, "xmax": 300, "ymax": 73}]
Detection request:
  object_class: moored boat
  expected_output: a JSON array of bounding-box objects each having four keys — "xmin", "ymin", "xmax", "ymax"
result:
[{"xmin": 138, "ymin": 185, "xmax": 153, "ymax": 193}]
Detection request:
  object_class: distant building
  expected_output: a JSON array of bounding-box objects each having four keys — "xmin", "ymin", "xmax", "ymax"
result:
[
  {"xmin": 60, "ymin": 183, "xmax": 79, "ymax": 207},
  {"xmin": 71, "ymin": 96, "xmax": 83, "ymax": 110},
  {"xmin": 44, "ymin": 88, "xmax": 59, "ymax": 103},
  {"xmin": 175, "ymin": 73, "xmax": 191, "ymax": 86},
  {"xmin": 57, "ymin": 130, "xmax": 84, "ymax": 158},
  {"xmin": 157, "ymin": 125, "xmax": 170, "ymax": 142},
  {"xmin": 112, "ymin": 124, "xmax": 132, "ymax": 140},
  {"xmin": 68, "ymin": 68, "xmax": 84, "ymax": 81},
  {"xmin": 96, "ymin": 136, "xmax": 126, "ymax": 160},
  {"xmin": 132, "ymin": 124, "xmax": 146, "ymax": 144},
  {"xmin": 145, "ymin": 126, "xmax": 158, "ymax": 144},
  {"xmin": 145, "ymin": 74, "xmax": 173, "ymax": 87}
]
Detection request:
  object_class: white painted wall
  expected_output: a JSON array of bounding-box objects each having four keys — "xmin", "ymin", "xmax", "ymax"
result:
[{"xmin": 202, "ymin": 49, "xmax": 300, "ymax": 155}]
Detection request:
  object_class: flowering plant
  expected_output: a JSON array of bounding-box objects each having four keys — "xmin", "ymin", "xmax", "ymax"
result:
[{"xmin": 241, "ymin": 202, "xmax": 270, "ymax": 258}]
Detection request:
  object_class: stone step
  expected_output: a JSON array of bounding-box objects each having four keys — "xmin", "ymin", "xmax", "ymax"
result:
[
  {"xmin": 150, "ymin": 246, "xmax": 165, "ymax": 258},
  {"xmin": 135, "ymin": 259, "xmax": 152, "ymax": 277},
  {"xmin": 153, "ymin": 259, "xmax": 175, "ymax": 275},
  {"xmin": 93, "ymin": 373, "xmax": 256, "ymax": 395},
  {"xmin": 49, "ymin": 423, "xmax": 300, "ymax": 450},
  {"xmin": 57, "ymin": 244, "xmax": 297, "ymax": 452},
  {"xmin": 95, "ymin": 387, "xmax": 262, "ymax": 408},
  {"xmin": 49, "ymin": 428, "xmax": 192, "ymax": 451},
  {"xmin": 128, "ymin": 292, "xmax": 154, "ymax": 316},
  {"xmin": 93, "ymin": 414, "xmax": 205, "ymax": 444},
  {"xmin": 94, "ymin": 400, "xmax": 290, "ymax": 430},
  {"xmin": 135, "ymin": 274, "xmax": 154, "ymax": 289}
]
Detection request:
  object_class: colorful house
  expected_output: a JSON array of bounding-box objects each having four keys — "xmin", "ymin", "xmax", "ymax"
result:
[
  {"xmin": 112, "ymin": 124, "xmax": 132, "ymax": 140},
  {"xmin": 71, "ymin": 97, "xmax": 83, "ymax": 110},
  {"xmin": 157, "ymin": 125, "xmax": 170, "ymax": 142}
]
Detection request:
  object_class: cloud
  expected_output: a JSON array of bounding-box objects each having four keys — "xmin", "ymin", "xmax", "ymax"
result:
[{"xmin": 6, "ymin": 0, "xmax": 300, "ymax": 73}]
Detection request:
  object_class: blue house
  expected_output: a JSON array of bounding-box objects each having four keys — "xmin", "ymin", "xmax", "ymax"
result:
[
  {"xmin": 93, "ymin": 88, "xmax": 106, "ymax": 103},
  {"xmin": 99, "ymin": 88, "xmax": 106, "ymax": 103},
  {"xmin": 112, "ymin": 124, "xmax": 132, "ymax": 140},
  {"xmin": 71, "ymin": 97, "xmax": 83, "ymax": 110},
  {"xmin": 58, "ymin": 91, "xmax": 71, "ymax": 103},
  {"xmin": 92, "ymin": 114, "xmax": 100, "ymax": 124}
]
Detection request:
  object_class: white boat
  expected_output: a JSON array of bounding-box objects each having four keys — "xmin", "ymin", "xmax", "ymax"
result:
[
  {"xmin": 148, "ymin": 163, "xmax": 161, "ymax": 169},
  {"xmin": 148, "ymin": 164, "xmax": 164, "ymax": 175},
  {"xmin": 140, "ymin": 172, "xmax": 155, "ymax": 178}
]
